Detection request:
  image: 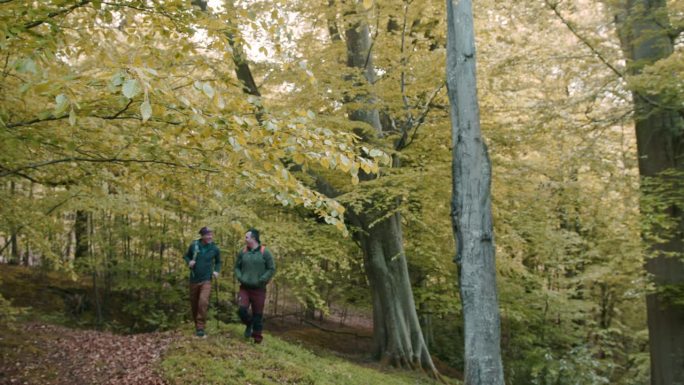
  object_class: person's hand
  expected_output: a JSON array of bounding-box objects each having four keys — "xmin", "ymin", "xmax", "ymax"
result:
[
  {"xmin": 213, "ymin": 271, "xmax": 219, "ymax": 279},
  {"xmin": 188, "ymin": 260, "xmax": 196, "ymax": 268}
]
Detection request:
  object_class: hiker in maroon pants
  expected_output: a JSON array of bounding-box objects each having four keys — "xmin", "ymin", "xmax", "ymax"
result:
[{"xmin": 234, "ymin": 228, "xmax": 276, "ymax": 344}]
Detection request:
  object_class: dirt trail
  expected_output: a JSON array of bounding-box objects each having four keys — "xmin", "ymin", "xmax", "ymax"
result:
[{"xmin": 0, "ymin": 323, "xmax": 175, "ymax": 385}]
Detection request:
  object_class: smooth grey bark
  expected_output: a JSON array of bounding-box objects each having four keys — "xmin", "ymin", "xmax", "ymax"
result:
[
  {"xmin": 343, "ymin": 2, "xmax": 438, "ymax": 374},
  {"xmin": 344, "ymin": 8, "xmax": 382, "ymax": 135},
  {"xmin": 616, "ymin": 1, "xmax": 684, "ymax": 384},
  {"xmin": 445, "ymin": 0, "xmax": 504, "ymax": 384},
  {"xmin": 349, "ymin": 211, "xmax": 437, "ymax": 371}
]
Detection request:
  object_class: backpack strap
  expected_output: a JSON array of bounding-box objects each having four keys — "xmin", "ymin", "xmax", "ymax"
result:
[
  {"xmin": 243, "ymin": 245, "xmax": 266, "ymax": 254},
  {"xmin": 192, "ymin": 240, "xmax": 200, "ymax": 261}
]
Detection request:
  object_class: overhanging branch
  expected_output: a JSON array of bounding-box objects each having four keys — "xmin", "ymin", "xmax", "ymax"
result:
[
  {"xmin": 0, "ymin": 157, "xmax": 218, "ymax": 178},
  {"xmin": 545, "ymin": 0, "xmax": 624, "ymax": 78},
  {"xmin": 23, "ymin": 0, "xmax": 92, "ymax": 30}
]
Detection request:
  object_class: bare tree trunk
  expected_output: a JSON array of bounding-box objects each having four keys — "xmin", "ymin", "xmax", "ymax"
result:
[
  {"xmin": 616, "ymin": 2, "xmax": 684, "ymax": 384},
  {"xmin": 446, "ymin": 0, "xmax": 504, "ymax": 384},
  {"xmin": 9, "ymin": 181, "xmax": 19, "ymax": 265},
  {"xmin": 352, "ymin": 212, "xmax": 437, "ymax": 371}
]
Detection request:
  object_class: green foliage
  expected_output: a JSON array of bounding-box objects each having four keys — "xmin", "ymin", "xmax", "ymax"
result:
[
  {"xmin": 658, "ymin": 283, "xmax": 684, "ymax": 310},
  {"xmin": 640, "ymin": 169, "xmax": 684, "ymax": 255},
  {"xmin": 111, "ymin": 277, "xmax": 188, "ymax": 333},
  {"xmin": 0, "ymin": 292, "xmax": 22, "ymax": 329},
  {"xmin": 527, "ymin": 346, "xmax": 611, "ymax": 385}
]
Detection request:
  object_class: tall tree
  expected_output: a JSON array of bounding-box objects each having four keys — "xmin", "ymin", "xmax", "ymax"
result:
[
  {"xmin": 340, "ymin": 1, "xmax": 438, "ymax": 373},
  {"xmin": 615, "ymin": 1, "xmax": 684, "ymax": 384},
  {"xmin": 446, "ymin": 0, "xmax": 504, "ymax": 384}
]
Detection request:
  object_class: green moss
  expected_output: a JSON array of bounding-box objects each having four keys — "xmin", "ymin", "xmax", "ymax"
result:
[{"xmin": 161, "ymin": 323, "xmax": 458, "ymax": 385}]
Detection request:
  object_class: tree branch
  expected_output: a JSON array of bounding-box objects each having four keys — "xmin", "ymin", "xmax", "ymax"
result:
[
  {"xmin": 0, "ymin": 192, "xmax": 79, "ymax": 256},
  {"xmin": 6, "ymin": 99, "xmax": 151, "ymax": 128},
  {"xmin": 397, "ymin": 82, "xmax": 445, "ymax": 150},
  {"xmin": 0, "ymin": 157, "xmax": 218, "ymax": 178},
  {"xmin": 0, "ymin": 164, "xmax": 75, "ymax": 186},
  {"xmin": 363, "ymin": 9, "xmax": 381, "ymax": 78},
  {"xmin": 545, "ymin": 0, "xmax": 624, "ymax": 78},
  {"xmin": 399, "ymin": 0, "xmax": 413, "ymax": 127},
  {"xmin": 548, "ymin": 1, "xmax": 681, "ymax": 116},
  {"xmin": 23, "ymin": 0, "xmax": 92, "ymax": 30}
]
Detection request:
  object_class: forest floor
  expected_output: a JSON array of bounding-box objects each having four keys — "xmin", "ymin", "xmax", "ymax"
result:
[
  {"xmin": 0, "ymin": 265, "xmax": 459, "ymax": 385},
  {"xmin": 0, "ymin": 322, "xmax": 173, "ymax": 384}
]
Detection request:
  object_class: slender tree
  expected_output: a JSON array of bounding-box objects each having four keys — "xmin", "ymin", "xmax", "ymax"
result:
[{"xmin": 446, "ymin": 0, "xmax": 504, "ymax": 384}]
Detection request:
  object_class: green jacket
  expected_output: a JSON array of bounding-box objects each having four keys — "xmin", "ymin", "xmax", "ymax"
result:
[
  {"xmin": 234, "ymin": 245, "xmax": 276, "ymax": 289},
  {"xmin": 183, "ymin": 240, "xmax": 221, "ymax": 283}
]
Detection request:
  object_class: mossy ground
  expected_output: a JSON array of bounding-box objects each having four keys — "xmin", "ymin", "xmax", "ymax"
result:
[{"xmin": 162, "ymin": 323, "xmax": 456, "ymax": 385}]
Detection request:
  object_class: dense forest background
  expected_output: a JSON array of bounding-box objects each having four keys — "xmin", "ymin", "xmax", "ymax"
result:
[{"xmin": 1, "ymin": 0, "xmax": 682, "ymax": 384}]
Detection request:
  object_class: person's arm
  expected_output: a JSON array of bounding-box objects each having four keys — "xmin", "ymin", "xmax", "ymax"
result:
[
  {"xmin": 259, "ymin": 248, "xmax": 276, "ymax": 284},
  {"xmin": 233, "ymin": 252, "xmax": 243, "ymax": 283}
]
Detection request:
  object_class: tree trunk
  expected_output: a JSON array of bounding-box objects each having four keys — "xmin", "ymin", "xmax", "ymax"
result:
[
  {"xmin": 75, "ymin": 210, "xmax": 89, "ymax": 259},
  {"xmin": 9, "ymin": 181, "xmax": 19, "ymax": 264},
  {"xmin": 344, "ymin": 6, "xmax": 382, "ymax": 136},
  {"xmin": 616, "ymin": 2, "xmax": 684, "ymax": 384},
  {"xmin": 446, "ymin": 0, "xmax": 505, "ymax": 384},
  {"xmin": 353, "ymin": 212, "xmax": 436, "ymax": 370},
  {"xmin": 344, "ymin": 1, "xmax": 437, "ymax": 375}
]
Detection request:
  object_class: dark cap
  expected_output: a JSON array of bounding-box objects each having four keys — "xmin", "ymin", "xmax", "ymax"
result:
[{"xmin": 199, "ymin": 226, "xmax": 213, "ymax": 235}]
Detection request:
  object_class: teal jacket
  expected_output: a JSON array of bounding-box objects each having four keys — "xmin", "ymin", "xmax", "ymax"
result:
[
  {"xmin": 183, "ymin": 240, "xmax": 221, "ymax": 283},
  {"xmin": 234, "ymin": 245, "xmax": 276, "ymax": 289}
]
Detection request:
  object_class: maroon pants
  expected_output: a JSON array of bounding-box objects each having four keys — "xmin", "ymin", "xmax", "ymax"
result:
[
  {"xmin": 238, "ymin": 285, "xmax": 266, "ymax": 342},
  {"xmin": 190, "ymin": 281, "xmax": 211, "ymax": 330}
]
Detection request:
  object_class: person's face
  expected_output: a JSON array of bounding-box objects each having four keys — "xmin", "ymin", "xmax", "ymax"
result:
[
  {"xmin": 245, "ymin": 231, "xmax": 257, "ymax": 247},
  {"xmin": 202, "ymin": 231, "xmax": 214, "ymax": 244}
]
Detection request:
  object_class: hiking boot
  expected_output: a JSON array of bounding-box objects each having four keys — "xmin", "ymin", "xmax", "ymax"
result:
[
  {"xmin": 195, "ymin": 329, "xmax": 206, "ymax": 337},
  {"xmin": 253, "ymin": 332, "xmax": 263, "ymax": 344},
  {"xmin": 243, "ymin": 324, "xmax": 253, "ymax": 338}
]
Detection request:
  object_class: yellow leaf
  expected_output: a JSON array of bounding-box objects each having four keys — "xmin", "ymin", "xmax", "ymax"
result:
[
  {"xmin": 338, "ymin": 154, "xmax": 351, "ymax": 172},
  {"xmin": 293, "ymin": 153, "xmax": 305, "ymax": 164}
]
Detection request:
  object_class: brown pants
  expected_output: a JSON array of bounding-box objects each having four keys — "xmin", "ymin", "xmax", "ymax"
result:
[{"xmin": 190, "ymin": 281, "xmax": 211, "ymax": 330}]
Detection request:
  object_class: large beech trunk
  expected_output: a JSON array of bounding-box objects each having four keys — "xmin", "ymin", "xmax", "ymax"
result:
[
  {"xmin": 616, "ymin": 1, "xmax": 684, "ymax": 384},
  {"xmin": 344, "ymin": 1, "xmax": 438, "ymax": 375},
  {"xmin": 351, "ymin": 212, "xmax": 437, "ymax": 372}
]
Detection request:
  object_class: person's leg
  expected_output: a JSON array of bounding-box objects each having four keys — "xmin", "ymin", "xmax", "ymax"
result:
[
  {"xmin": 237, "ymin": 286, "xmax": 253, "ymax": 336},
  {"xmin": 251, "ymin": 288, "xmax": 266, "ymax": 343},
  {"xmin": 190, "ymin": 283, "xmax": 201, "ymax": 329},
  {"xmin": 196, "ymin": 281, "xmax": 212, "ymax": 333}
]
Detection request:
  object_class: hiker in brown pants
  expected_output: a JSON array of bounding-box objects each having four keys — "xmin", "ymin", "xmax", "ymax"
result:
[{"xmin": 184, "ymin": 226, "xmax": 221, "ymax": 337}]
